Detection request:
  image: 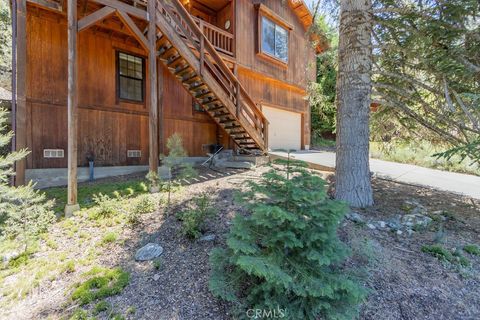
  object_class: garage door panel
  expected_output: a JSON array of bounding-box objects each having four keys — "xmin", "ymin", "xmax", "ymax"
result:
[{"xmin": 263, "ymin": 106, "xmax": 301, "ymax": 151}]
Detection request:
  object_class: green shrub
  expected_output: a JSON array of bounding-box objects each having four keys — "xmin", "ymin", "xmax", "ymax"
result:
[
  {"xmin": 209, "ymin": 159, "xmax": 366, "ymax": 320},
  {"xmin": 93, "ymin": 300, "xmax": 111, "ymax": 314},
  {"xmin": 127, "ymin": 195, "xmax": 156, "ymax": 226},
  {"xmin": 71, "ymin": 266, "xmax": 130, "ymax": 305},
  {"xmin": 422, "ymin": 245, "xmax": 471, "ymax": 267},
  {"xmin": 463, "ymin": 244, "xmax": 480, "ymax": 256},
  {"xmin": 177, "ymin": 193, "xmax": 216, "ymax": 239},
  {"xmin": 101, "ymin": 232, "xmax": 118, "ymax": 245},
  {"xmin": 91, "ymin": 193, "xmax": 119, "ymax": 219}
]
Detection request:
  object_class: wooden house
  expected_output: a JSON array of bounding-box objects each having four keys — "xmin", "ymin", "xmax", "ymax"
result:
[{"xmin": 12, "ymin": 0, "xmax": 317, "ymax": 212}]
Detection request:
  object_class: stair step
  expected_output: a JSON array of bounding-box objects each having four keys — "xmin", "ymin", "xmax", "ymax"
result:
[
  {"xmin": 195, "ymin": 91, "xmax": 214, "ymax": 99},
  {"xmin": 168, "ymin": 57, "xmax": 185, "ymax": 69},
  {"xmin": 184, "ymin": 75, "xmax": 201, "ymax": 84},
  {"xmin": 190, "ymin": 83, "xmax": 207, "ymax": 91},
  {"xmin": 159, "ymin": 45, "xmax": 177, "ymax": 58},
  {"xmin": 219, "ymin": 119, "xmax": 236, "ymax": 124},
  {"xmin": 175, "ymin": 65, "xmax": 191, "ymax": 76}
]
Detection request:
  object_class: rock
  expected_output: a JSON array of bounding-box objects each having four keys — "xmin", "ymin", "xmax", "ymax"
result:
[
  {"xmin": 135, "ymin": 243, "xmax": 164, "ymax": 261},
  {"xmin": 199, "ymin": 234, "xmax": 216, "ymax": 242},
  {"xmin": 396, "ymin": 230, "xmax": 403, "ymax": 235},
  {"xmin": 346, "ymin": 212, "xmax": 365, "ymax": 224},
  {"xmin": 367, "ymin": 223, "xmax": 376, "ymax": 230},
  {"xmin": 401, "ymin": 213, "xmax": 432, "ymax": 229},
  {"xmin": 377, "ymin": 221, "xmax": 387, "ymax": 228},
  {"xmin": 153, "ymin": 274, "xmax": 160, "ymax": 281},
  {"xmin": 2, "ymin": 251, "xmax": 21, "ymax": 264},
  {"xmin": 407, "ymin": 229, "xmax": 415, "ymax": 236},
  {"xmin": 387, "ymin": 220, "xmax": 401, "ymax": 231}
]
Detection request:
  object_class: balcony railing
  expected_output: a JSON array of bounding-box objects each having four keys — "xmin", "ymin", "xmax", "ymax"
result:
[{"xmin": 191, "ymin": 16, "xmax": 234, "ymax": 57}]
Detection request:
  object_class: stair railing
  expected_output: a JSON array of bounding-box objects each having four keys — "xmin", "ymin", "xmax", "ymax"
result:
[{"xmin": 156, "ymin": 0, "xmax": 269, "ymax": 150}]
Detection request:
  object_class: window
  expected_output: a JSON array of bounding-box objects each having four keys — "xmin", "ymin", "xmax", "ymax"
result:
[
  {"xmin": 261, "ymin": 16, "xmax": 289, "ymax": 63},
  {"xmin": 117, "ymin": 52, "xmax": 144, "ymax": 102}
]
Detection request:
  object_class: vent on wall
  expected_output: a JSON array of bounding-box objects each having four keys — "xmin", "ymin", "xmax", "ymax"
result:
[
  {"xmin": 43, "ymin": 149, "xmax": 64, "ymax": 158},
  {"xmin": 127, "ymin": 150, "xmax": 142, "ymax": 158}
]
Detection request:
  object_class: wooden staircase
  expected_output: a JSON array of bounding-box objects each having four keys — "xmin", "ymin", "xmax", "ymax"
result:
[{"xmin": 155, "ymin": 0, "xmax": 268, "ymax": 152}]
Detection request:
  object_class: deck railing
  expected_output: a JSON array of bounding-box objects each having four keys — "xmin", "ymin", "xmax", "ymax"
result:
[
  {"xmin": 191, "ymin": 17, "xmax": 234, "ymax": 56},
  {"xmin": 156, "ymin": 0, "xmax": 269, "ymax": 150}
]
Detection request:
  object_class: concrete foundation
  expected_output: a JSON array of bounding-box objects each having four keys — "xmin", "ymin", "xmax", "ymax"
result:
[{"xmin": 26, "ymin": 157, "xmax": 208, "ymax": 189}]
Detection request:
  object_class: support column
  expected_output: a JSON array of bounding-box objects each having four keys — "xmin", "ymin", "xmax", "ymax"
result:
[
  {"xmin": 157, "ymin": 63, "xmax": 164, "ymax": 155},
  {"xmin": 14, "ymin": 0, "xmax": 27, "ymax": 186},
  {"xmin": 148, "ymin": 0, "xmax": 158, "ymax": 178},
  {"xmin": 65, "ymin": 0, "xmax": 80, "ymax": 216}
]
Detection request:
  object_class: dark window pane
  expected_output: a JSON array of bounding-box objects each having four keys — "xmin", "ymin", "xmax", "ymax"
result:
[
  {"xmin": 118, "ymin": 52, "xmax": 144, "ymax": 102},
  {"xmin": 261, "ymin": 16, "xmax": 275, "ymax": 56}
]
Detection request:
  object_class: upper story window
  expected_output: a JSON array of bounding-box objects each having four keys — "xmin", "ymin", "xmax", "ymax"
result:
[
  {"xmin": 261, "ymin": 16, "xmax": 289, "ymax": 63},
  {"xmin": 117, "ymin": 52, "xmax": 144, "ymax": 103},
  {"xmin": 256, "ymin": 4, "xmax": 292, "ymax": 66}
]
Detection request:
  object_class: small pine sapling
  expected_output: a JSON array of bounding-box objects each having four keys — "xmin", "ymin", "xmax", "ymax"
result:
[
  {"xmin": 177, "ymin": 192, "xmax": 216, "ymax": 239},
  {"xmin": 160, "ymin": 133, "xmax": 197, "ymax": 210},
  {"xmin": 0, "ymin": 108, "xmax": 55, "ymax": 252},
  {"xmin": 209, "ymin": 158, "xmax": 366, "ymax": 320}
]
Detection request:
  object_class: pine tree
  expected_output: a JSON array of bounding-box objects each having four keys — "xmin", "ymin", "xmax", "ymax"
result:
[
  {"xmin": 209, "ymin": 157, "xmax": 366, "ymax": 320},
  {"xmin": 0, "ymin": 108, "xmax": 54, "ymax": 252},
  {"xmin": 160, "ymin": 133, "xmax": 197, "ymax": 208}
]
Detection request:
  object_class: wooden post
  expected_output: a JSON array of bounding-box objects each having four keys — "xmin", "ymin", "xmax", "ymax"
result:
[
  {"xmin": 14, "ymin": 0, "xmax": 27, "ymax": 186},
  {"xmin": 147, "ymin": 0, "xmax": 158, "ymax": 183},
  {"xmin": 158, "ymin": 63, "xmax": 164, "ymax": 155},
  {"xmin": 65, "ymin": 0, "xmax": 80, "ymax": 216}
]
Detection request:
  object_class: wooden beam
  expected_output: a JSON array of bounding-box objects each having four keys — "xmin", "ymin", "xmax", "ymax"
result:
[
  {"xmin": 91, "ymin": 0, "xmax": 148, "ymax": 21},
  {"xmin": 15, "ymin": 0, "xmax": 27, "ymax": 186},
  {"xmin": 78, "ymin": 6, "xmax": 115, "ymax": 32},
  {"xmin": 147, "ymin": 0, "xmax": 158, "ymax": 178},
  {"xmin": 27, "ymin": 0, "xmax": 63, "ymax": 13},
  {"xmin": 65, "ymin": 0, "xmax": 80, "ymax": 215},
  {"xmin": 116, "ymin": 9, "xmax": 149, "ymax": 51}
]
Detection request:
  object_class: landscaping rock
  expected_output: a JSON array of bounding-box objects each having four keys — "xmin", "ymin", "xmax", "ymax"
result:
[
  {"xmin": 346, "ymin": 211, "xmax": 365, "ymax": 223},
  {"xmin": 199, "ymin": 234, "xmax": 216, "ymax": 242},
  {"xmin": 135, "ymin": 243, "xmax": 164, "ymax": 261},
  {"xmin": 153, "ymin": 274, "xmax": 160, "ymax": 281},
  {"xmin": 401, "ymin": 213, "xmax": 432, "ymax": 229},
  {"xmin": 377, "ymin": 221, "xmax": 387, "ymax": 229},
  {"xmin": 367, "ymin": 223, "xmax": 377, "ymax": 230}
]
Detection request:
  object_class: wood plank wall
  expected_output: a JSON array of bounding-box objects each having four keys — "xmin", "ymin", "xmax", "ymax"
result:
[{"xmin": 26, "ymin": 7, "xmax": 220, "ymax": 169}]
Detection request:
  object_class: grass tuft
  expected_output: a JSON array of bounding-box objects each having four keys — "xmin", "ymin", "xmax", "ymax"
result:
[{"xmin": 71, "ymin": 266, "xmax": 130, "ymax": 305}]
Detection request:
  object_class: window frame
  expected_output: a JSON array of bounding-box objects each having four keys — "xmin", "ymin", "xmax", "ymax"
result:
[
  {"xmin": 256, "ymin": 4, "xmax": 293, "ymax": 67},
  {"xmin": 116, "ymin": 51, "xmax": 146, "ymax": 104}
]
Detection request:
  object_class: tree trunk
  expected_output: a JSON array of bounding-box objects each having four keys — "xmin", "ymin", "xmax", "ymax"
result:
[{"xmin": 335, "ymin": 0, "xmax": 374, "ymax": 207}]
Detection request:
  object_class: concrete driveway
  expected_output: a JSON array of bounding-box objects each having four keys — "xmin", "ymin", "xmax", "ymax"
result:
[{"xmin": 270, "ymin": 150, "xmax": 480, "ymax": 200}]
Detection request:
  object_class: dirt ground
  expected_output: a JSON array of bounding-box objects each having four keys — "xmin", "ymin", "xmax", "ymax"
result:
[{"xmin": 2, "ymin": 166, "xmax": 480, "ymax": 320}]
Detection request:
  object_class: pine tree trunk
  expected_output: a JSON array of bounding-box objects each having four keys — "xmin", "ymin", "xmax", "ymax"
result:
[{"xmin": 335, "ymin": 0, "xmax": 374, "ymax": 207}]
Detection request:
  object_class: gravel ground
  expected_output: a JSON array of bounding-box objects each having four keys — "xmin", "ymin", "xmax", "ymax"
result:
[{"xmin": 2, "ymin": 166, "xmax": 480, "ymax": 320}]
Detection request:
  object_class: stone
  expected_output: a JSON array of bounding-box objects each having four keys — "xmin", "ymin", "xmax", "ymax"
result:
[
  {"xmin": 135, "ymin": 243, "xmax": 164, "ymax": 261},
  {"xmin": 396, "ymin": 230, "xmax": 403, "ymax": 235},
  {"xmin": 346, "ymin": 212, "xmax": 365, "ymax": 224},
  {"xmin": 367, "ymin": 223, "xmax": 376, "ymax": 230},
  {"xmin": 387, "ymin": 220, "xmax": 401, "ymax": 231},
  {"xmin": 377, "ymin": 221, "xmax": 387, "ymax": 228},
  {"xmin": 199, "ymin": 234, "xmax": 216, "ymax": 242},
  {"xmin": 153, "ymin": 274, "xmax": 160, "ymax": 281}
]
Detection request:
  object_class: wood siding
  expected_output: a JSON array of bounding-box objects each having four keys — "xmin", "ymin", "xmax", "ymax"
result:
[{"xmin": 26, "ymin": 7, "xmax": 220, "ymax": 169}]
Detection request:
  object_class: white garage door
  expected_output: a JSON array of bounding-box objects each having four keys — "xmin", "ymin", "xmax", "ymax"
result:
[{"xmin": 262, "ymin": 106, "xmax": 302, "ymax": 151}]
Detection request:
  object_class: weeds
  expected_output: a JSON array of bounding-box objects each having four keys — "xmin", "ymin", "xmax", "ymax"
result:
[
  {"xmin": 421, "ymin": 245, "xmax": 470, "ymax": 267},
  {"xmin": 177, "ymin": 193, "xmax": 216, "ymax": 239},
  {"xmin": 463, "ymin": 244, "xmax": 480, "ymax": 256}
]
